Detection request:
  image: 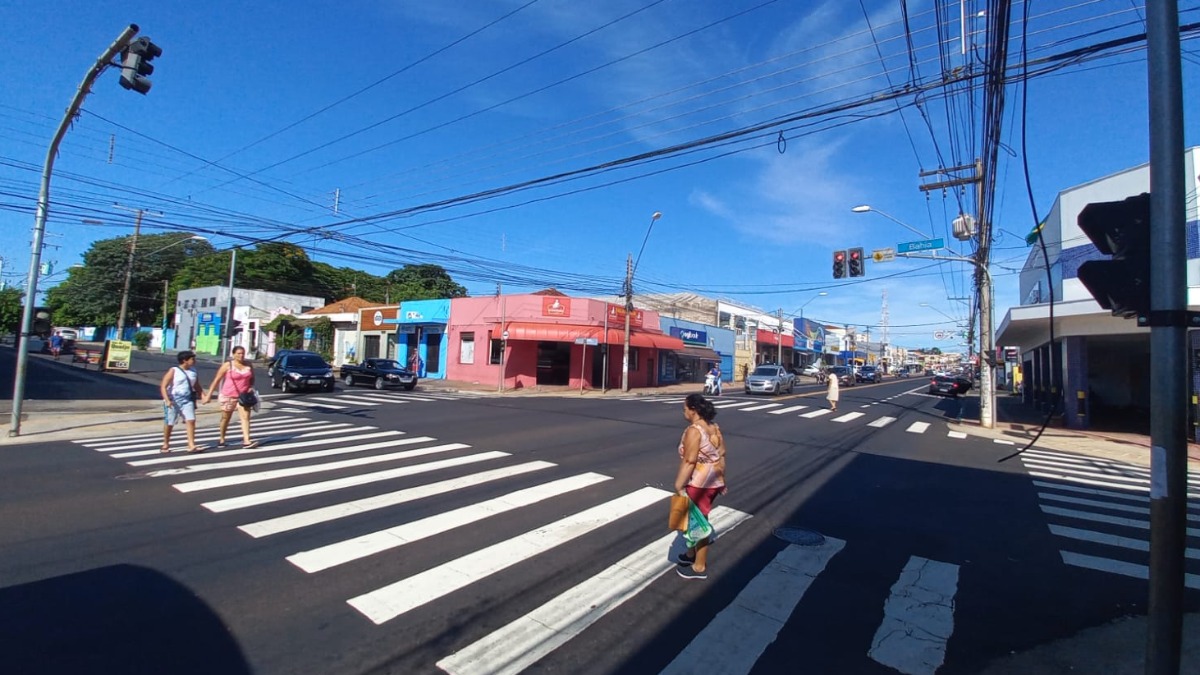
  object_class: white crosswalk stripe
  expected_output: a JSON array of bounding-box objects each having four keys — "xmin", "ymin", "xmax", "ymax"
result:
[
  {"xmin": 310, "ymin": 396, "xmax": 380, "ymax": 406},
  {"xmin": 712, "ymin": 400, "xmax": 756, "ymax": 409},
  {"xmin": 831, "ymin": 412, "xmax": 864, "ymax": 423},
  {"xmin": 868, "ymin": 416, "xmax": 896, "ymax": 428},
  {"xmin": 768, "ymin": 405, "xmax": 808, "ymax": 415},
  {"xmin": 868, "ymin": 556, "xmax": 959, "ymax": 675},
  {"xmin": 800, "ymin": 409, "xmax": 831, "ymax": 419},
  {"xmin": 1022, "ymin": 448, "xmax": 1200, "ymax": 588},
  {"xmin": 905, "ymin": 422, "xmax": 930, "ymax": 434},
  {"xmin": 739, "ymin": 403, "xmax": 783, "ymax": 412}
]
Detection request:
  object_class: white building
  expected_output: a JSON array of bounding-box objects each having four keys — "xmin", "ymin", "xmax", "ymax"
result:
[{"xmin": 994, "ymin": 147, "xmax": 1200, "ymax": 429}]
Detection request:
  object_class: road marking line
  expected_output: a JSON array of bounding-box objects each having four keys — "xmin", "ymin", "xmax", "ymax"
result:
[
  {"xmin": 311, "ymin": 396, "xmax": 380, "ymax": 406},
  {"xmin": 712, "ymin": 401, "xmax": 756, "ymax": 409},
  {"xmin": 768, "ymin": 405, "xmax": 808, "ymax": 415},
  {"xmin": 860, "ymin": 404, "xmax": 871, "ymax": 409},
  {"xmin": 351, "ymin": 393, "xmax": 413, "ymax": 403},
  {"xmin": 740, "ymin": 403, "xmax": 783, "ymax": 412},
  {"xmin": 80, "ymin": 417, "xmax": 310, "ymax": 448},
  {"xmin": 1024, "ymin": 451, "xmax": 1200, "ymax": 485},
  {"xmin": 906, "ymin": 422, "xmax": 930, "ymax": 434},
  {"xmin": 658, "ymin": 536, "xmax": 844, "ymax": 675},
  {"xmin": 993, "ymin": 439, "xmax": 1016, "ymax": 446},
  {"xmin": 1032, "ymin": 480, "xmax": 1200, "ymax": 511},
  {"xmin": 831, "ymin": 412, "xmax": 865, "ymax": 423},
  {"xmin": 204, "ymin": 452, "xmax": 516, "ymax": 513},
  {"xmin": 868, "ymin": 416, "xmax": 896, "ymax": 428},
  {"xmin": 381, "ymin": 394, "xmax": 440, "ymax": 402},
  {"xmin": 1060, "ymin": 551, "xmax": 1200, "ymax": 590},
  {"xmin": 289, "ymin": 473, "xmax": 612, "ymax": 573},
  {"xmin": 171, "ymin": 442, "xmax": 472, "ymax": 492},
  {"xmin": 947, "ymin": 431, "xmax": 968, "ymax": 439},
  {"xmin": 435, "ymin": 506, "xmax": 753, "ymax": 675},
  {"xmin": 239, "ymin": 461, "xmax": 556, "ymax": 536},
  {"xmin": 1040, "ymin": 505, "xmax": 1200, "ymax": 537},
  {"xmin": 1022, "ymin": 459, "xmax": 1182, "ymax": 491},
  {"xmin": 1049, "ymin": 524, "xmax": 1200, "ymax": 559},
  {"xmin": 131, "ymin": 431, "xmax": 405, "ymax": 466},
  {"xmin": 868, "ymin": 556, "xmax": 959, "ymax": 675},
  {"xmin": 801, "ymin": 409, "xmax": 832, "ymax": 418},
  {"xmin": 284, "ymin": 399, "xmax": 349, "ymax": 410},
  {"xmin": 347, "ymin": 486, "xmax": 668, "ymax": 624},
  {"xmin": 1025, "ymin": 470, "xmax": 1192, "ymax": 496},
  {"xmin": 96, "ymin": 420, "xmax": 341, "ymax": 454},
  {"xmin": 112, "ymin": 424, "xmax": 363, "ymax": 458}
]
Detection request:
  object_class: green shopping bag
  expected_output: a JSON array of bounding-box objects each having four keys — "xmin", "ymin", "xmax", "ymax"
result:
[{"xmin": 683, "ymin": 500, "xmax": 713, "ymax": 548}]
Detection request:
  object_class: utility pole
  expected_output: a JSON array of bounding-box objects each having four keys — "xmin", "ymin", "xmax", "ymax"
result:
[
  {"xmin": 221, "ymin": 247, "xmax": 238, "ymax": 360},
  {"xmin": 920, "ymin": 160, "xmax": 992, "ymax": 428},
  {"xmin": 161, "ymin": 278, "xmax": 169, "ymax": 352},
  {"xmin": 1145, "ymin": 1, "xmax": 1188, "ymax": 672},
  {"xmin": 114, "ymin": 208, "xmax": 144, "ymax": 338},
  {"xmin": 10, "ymin": 24, "xmax": 140, "ymax": 438},
  {"xmin": 621, "ymin": 254, "xmax": 633, "ymax": 392},
  {"xmin": 776, "ymin": 308, "xmax": 784, "ymax": 364}
]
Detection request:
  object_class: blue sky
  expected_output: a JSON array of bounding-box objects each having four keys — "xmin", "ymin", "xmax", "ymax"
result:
[{"xmin": 1, "ymin": 0, "xmax": 1197, "ymax": 350}]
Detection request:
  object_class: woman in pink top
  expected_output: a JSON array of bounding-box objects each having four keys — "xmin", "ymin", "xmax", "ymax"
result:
[
  {"xmin": 673, "ymin": 393, "xmax": 727, "ymax": 580},
  {"xmin": 205, "ymin": 345, "xmax": 260, "ymax": 448}
]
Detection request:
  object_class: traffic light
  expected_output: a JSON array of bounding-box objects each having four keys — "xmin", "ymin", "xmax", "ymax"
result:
[
  {"xmin": 833, "ymin": 250, "xmax": 846, "ymax": 279},
  {"xmin": 118, "ymin": 37, "xmax": 163, "ymax": 94},
  {"xmin": 1076, "ymin": 193, "xmax": 1150, "ymax": 319},
  {"xmin": 848, "ymin": 247, "xmax": 865, "ymax": 277},
  {"xmin": 229, "ymin": 319, "xmax": 244, "ymax": 335}
]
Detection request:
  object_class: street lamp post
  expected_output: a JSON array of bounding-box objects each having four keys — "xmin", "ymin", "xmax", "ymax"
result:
[
  {"xmin": 850, "ymin": 205, "xmax": 933, "ymax": 241},
  {"xmin": 622, "ymin": 211, "xmax": 660, "ymax": 392},
  {"xmin": 795, "ymin": 291, "xmax": 828, "ymax": 366}
]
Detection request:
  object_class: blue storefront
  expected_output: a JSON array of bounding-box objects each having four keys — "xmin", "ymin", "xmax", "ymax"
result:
[
  {"xmin": 659, "ymin": 318, "xmax": 733, "ymax": 384},
  {"xmin": 391, "ymin": 299, "xmax": 450, "ymax": 380}
]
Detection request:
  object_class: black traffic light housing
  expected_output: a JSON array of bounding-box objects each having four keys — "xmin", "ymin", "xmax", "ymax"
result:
[
  {"xmin": 1076, "ymin": 193, "xmax": 1150, "ymax": 319},
  {"xmin": 848, "ymin": 247, "xmax": 865, "ymax": 277},
  {"xmin": 833, "ymin": 250, "xmax": 846, "ymax": 279},
  {"xmin": 119, "ymin": 37, "xmax": 163, "ymax": 94}
]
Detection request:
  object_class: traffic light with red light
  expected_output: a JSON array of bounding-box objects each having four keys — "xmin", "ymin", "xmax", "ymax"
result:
[
  {"xmin": 848, "ymin": 247, "xmax": 865, "ymax": 277},
  {"xmin": 833, "ymin": 250, "xmax": 846, "ymax": 279},
  {"xmin": 118, "ymin": 37, "xmax": 163, "ymax": 94},
  {"xmin": 1076, "ymin": 193, "xmax": 1150, "ymax": 319}
]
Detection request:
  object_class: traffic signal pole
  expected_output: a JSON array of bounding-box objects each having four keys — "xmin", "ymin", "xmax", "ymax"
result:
[
  {"xmin": 9, "ymin": 24, "xmax": 140, "ymax": 438},
  {"xmin": 1145, "ymin": 1, "xmax": 1187, "ymax": 672}
]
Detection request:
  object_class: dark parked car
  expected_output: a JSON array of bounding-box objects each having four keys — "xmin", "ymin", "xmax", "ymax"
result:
[
  {"xmin": 340, "ymin": 358, "xmax": 418, "ymax": 391},
  {"xmin": 828, "ymin": 365, "xmax": 857, "ymax": 387},
  {"xmin": 267, "ymin": 349, "xmax": 309, "ymax": 378},
  {"xmin": 271, "ymin": 351, "xmax": 335, "ymax": 393},
  {"xmin": 928, "ymin": 375, "xmax": 972, "ymax": 397}
]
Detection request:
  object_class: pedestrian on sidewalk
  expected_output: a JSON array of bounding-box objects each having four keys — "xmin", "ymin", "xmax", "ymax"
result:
[
  {"xmin": 674, "ymin": 393, "xmax": 727, "ymax": 581},
  {"xmin": 205, "ymin": 345, "xmax": 261, "ymax": 449},
  {"xmin": 159, "ymin": 350, "xmax": 207, "ymax": 454},
  {"xmin": 826, "ymin": 370, "xmax": 839, "ymax": 411},
  {"xmin": 49, "ymin": 332, "xmax": 63, "ymax": 359}
]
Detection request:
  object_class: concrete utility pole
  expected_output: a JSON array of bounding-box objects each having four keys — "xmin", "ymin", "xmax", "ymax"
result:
[
  {"xmin": 776, "ymin": 307, "xmax": 784, "ymax": 364},
  {"xmin": 10, "ymin": 24, "xmax": 140, "ymax": 438},
  {"xmin": 1145, "ymin": 1, "xmax": 1188, "ymax": 672},
  {"xmin": 621, "ymin": 254, "xmax": 633, "ymax": 392},
  {"xmin": 161, "ymin": 278, "xmax": 169, "ymax": 352},
  {"xmin": 221, "ymin": 247, "xmax": 238, "ymax": 360},
  {"xmin": 114, "ymin": 208, "xmax": 144, "ymax": 337}
]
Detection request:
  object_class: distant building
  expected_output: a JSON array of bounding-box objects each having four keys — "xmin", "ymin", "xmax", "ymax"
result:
[{"xmin": 175, "ymin": 286, "xmax": 324, "ymax": 356}]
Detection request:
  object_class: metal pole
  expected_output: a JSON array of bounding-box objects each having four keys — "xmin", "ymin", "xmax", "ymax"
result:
[
  {"xmin": 161, "ymin": 278, "xmax": 169, "ymax": 352},
  {"xmin": 497, "ymin": 288, "xmax": 505, "ymax": 393},
  {"xmin": 115, "ymin": 209, "xmax": 143, "ymax": 337},
  {"xmin": 1146, "ymin": 1, "xmax": 1187, "ymax": 672},
  {"xmin": 10, "ymin": 24, "xmax": 139, "ymax": 438},
  {"xmin": 976, "ymin": 158, "xmax": 996, "ymax": 429},
  {"xmin": 221, "ymin": 247, "xmax": 238, "ymax": 360},
  {"xmin": 621, "ymin": 254, "xmax": 633, "ymax": 392},
  {"xmin": 602, "ymin": 302, "xmax": 609, "ymax": 392}
]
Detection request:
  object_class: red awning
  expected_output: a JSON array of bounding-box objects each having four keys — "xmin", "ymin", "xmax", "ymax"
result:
[
  {"xmin": 756, "ymin": 331, "xmax": 794, "ymax": 349},
  {"xmin": 503, "ymin": 322, "xmax": 684, "ymax": 350}
]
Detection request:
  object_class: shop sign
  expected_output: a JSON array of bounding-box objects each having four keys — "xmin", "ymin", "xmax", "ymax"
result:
[
  {"xmin": 404, "ymin": 310, "xmax": 424, "ymax": 320},
  {"xmin": 606, "ymin": 303, "xmax": 643, "ymax": 328},
  {"xmin": 669, "ymin": 326, "xmax": 707, "ymax": 346},
  {"xmin": 542, "ymin": 297, "xmax": 571, "ymax": 317},
  {"xmin": 200, "ymin": 313, "xmax": 214, "ymax": 322},
  {"xmin": 104, "ymin": 340, "xmax": 132, "ymax": 372}
]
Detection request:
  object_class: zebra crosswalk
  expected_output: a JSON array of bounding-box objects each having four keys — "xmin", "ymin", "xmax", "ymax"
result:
[
  {"xmin": 268, "ymin": 388, "xmax": 481, "ymax": 413},
  {"xmin": 72, "ymin": 416, "xmax": 968, "ymax": 673},
  {"xmin": 1020, "ymin": 447, "xmax": 1200, "ymax": 589},
  {"xmin": 613, "ymin": 396, "xmax": 983, "ymax": 441}
]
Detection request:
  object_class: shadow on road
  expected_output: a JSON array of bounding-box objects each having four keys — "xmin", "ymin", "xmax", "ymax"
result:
[{"xmin": 0, "ymin": 564, "xmax": 251, "ymax": 675}]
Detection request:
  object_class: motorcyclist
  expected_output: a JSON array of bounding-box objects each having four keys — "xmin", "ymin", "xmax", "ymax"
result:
[{"xmin": 706, "ymin": 364, "xmax": 722, "ymax": 396}]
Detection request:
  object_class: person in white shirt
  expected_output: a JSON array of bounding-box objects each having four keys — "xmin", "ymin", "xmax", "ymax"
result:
[{"xmin": 159, "ymin": 351, "xmax": 208, "ymax": 454}]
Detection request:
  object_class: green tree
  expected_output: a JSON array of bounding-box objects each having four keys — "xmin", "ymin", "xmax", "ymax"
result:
[
  {"xmin": 47, "ymin": 233, "xmax": 213, "ymax": 327},
  {"xmin": 384, "ymin": 264, "xmax": 467, "ymax": 301},
  {"xmin": 0, "ymin": 287, "xmax": 23, "ymax": 335}
]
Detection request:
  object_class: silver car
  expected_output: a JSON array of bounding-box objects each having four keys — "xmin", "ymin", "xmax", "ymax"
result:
[{"xmin": 744, "ymin": 365, "xmax": 795, "ymax": 395}]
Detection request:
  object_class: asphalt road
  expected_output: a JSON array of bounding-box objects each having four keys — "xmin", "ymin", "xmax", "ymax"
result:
[{"xmin": 1, "ymin": 377, "xmax": 1196, "ymax": 674}]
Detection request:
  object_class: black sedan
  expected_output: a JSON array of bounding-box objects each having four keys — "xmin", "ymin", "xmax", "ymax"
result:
[
  {"xmin": 271, "ymin": 352, "xmax": 336, "ymax": 393},
  {"xmin": 928, "ymin": 375, "xmax": 972, "ymax": 397}
]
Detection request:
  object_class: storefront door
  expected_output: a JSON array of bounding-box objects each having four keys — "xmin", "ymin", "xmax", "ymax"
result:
[
  {"xmin": 426, "ymin": 332, "xmax": 442, "ymax": 375},
  {"xmin": 364, "ymin": 335, "xmax": 380, "ymax": 360},
  {"xmin": 536, "ymin": 341, "xmax": 571, "ymax": 385}
]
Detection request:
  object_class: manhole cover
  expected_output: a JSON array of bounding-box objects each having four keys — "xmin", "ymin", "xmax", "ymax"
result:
[{"xmin": 773, "ymin": 527, "xmax": 825, "ymax": 546}]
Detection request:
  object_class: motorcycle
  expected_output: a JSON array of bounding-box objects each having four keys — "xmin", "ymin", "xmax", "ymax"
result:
[{"xmin": 704, "ymin": 372, "xmax": 721, "ymax": 395}]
